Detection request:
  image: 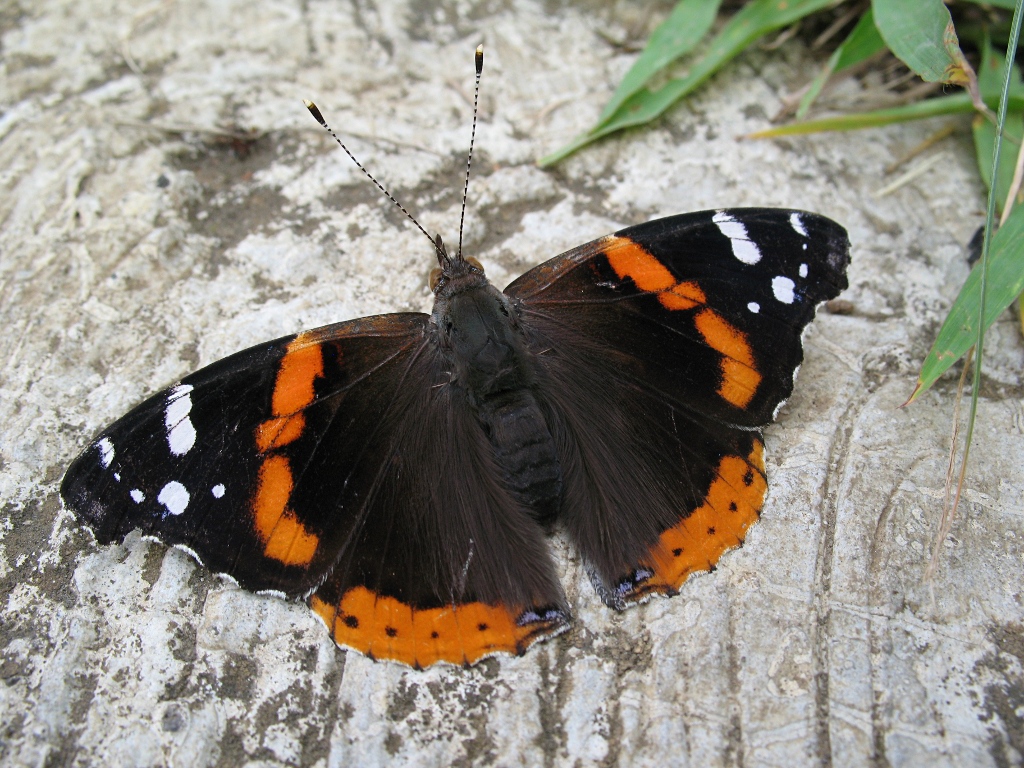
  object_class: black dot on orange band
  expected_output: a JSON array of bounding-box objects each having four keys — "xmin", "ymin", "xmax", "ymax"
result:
[
  {"xmin": 672, "ymin": 548, "xmax": 682, "ymax": 556},
  {"xmin": 729, "ymin": 502, "xmax": 738, "ymax": 512},
  {"xmin": 385, "ymin": 626, "xmax": 398, "ymax": 638},
  {"xmin": 707, "ymin": 527, "xmax": 716, "ymax": 536},
  {"xmin": 477, "ymin": 623, "xmax": 489, "ymax": 632},
  {"xmin": 743, "ymin": 470, "xmax": 754, "ymax": 486},
  {"xmin": 431, "ymin": 631, "xmax": 439, "ymax": 639},
  {"xmin": 343, "ymin": 615, "xmax": 358, "ymax": 628}
]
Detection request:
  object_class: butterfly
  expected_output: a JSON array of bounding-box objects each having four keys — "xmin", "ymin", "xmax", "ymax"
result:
[{"xmin": 61, "ymin": 48, "xmax": 850, "ymax": 669}]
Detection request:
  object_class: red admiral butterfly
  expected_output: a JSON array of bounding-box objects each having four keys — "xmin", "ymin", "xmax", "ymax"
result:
[{"xmin": 61, "ymin": 48, "xmax": 850, "ymax": 668}]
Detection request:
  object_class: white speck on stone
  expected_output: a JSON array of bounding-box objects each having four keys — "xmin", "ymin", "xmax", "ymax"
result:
[
  {"xmin": 166, "ymin": 385, "xmax": 196, "ymax": 456},
  {"xmin": 713, "ymin": 210, "xmax": 761, "ymax": 265},
  {"xmin": 212, "ymin": 484, "xmax": 225, "ymax": 498},
  {"xmin": 130, "ymin": 489, "xmax": 145, "ymax": 503},
  {"xmin": 772, "ymin": 276, "xmax": 796, "ymax": 304},
  {"xmin": 97, "ymin": 438, "xmax": 114, "ymax": 467},
  {"xmin": 158, "ymin": 481, "xmax": 190, "ymax": 516},
  {"xmin": 748, "ymin": 302, "xmax": 760, "ymax": 313},
  {"xmin": 789, "ymin": 212, "xmax": 808, "ymax": 237},
  {"xmin": 799, "ymin": 263, "xmax": 808, "ymax": 278}
]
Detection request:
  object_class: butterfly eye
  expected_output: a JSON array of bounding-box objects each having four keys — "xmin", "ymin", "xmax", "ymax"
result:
[
  {"xmin": 466, "ymin": 257, "xmax": 484, "ymax": 273},
  {"xmin": 429, "ymin": 267, "xmax": 443, "ymax": 291}
]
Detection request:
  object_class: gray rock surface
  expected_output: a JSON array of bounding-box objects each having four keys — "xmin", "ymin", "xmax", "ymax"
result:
[{"xmin": 2, "ymin": 1, "xmax": 1023, "ymax": 766}]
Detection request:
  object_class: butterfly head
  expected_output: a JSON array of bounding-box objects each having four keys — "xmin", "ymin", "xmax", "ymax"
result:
[{"xmin": 428, "ymin": 233, "xmax": 487, "ymax": 296}]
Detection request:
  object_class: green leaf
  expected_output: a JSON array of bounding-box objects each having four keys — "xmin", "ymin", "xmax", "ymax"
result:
[
  {"xmin": 976, "ymin": 31, "xmax": 1024, "ymax": 103},
  {"xmin": 540, "ymin": 0, "xmax": 839, "ymax": 166},
  {"xmin": 872, "ymin": 0, "xmax": 974, "ymax": 86},
  {"xmin": 972, "ymin": 38, "xmax": 1024, "ymax": 213},
  {"xmin": 910, "ymin": 204, "xmax": 1024, "ymax": 401},
  {"xmin": 597, "ymin": 0, "xmax": 722, "ymax": 125},
  {"xmin": 797, "ymin": 9, "xmax": 887, "ymax": 119}
]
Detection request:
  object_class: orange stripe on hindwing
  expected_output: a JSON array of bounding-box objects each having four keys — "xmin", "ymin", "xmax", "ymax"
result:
[
  {"xmin": 603, "ymin": 237, "xmax": 762, "ymax": 407},
  {"xmin": 310, "ymin": 587, "xmax": 564, "ymax": 668},
  {"xmin": 250, "ymin": 334, "xmax": 326, "ymax": 566},
  {"xmin": 645, "ymin": 439, "xmax": 766, "ymax": 593}
]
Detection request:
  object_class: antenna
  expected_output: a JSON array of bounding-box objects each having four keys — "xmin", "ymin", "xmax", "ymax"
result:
[
  {"xmin": 303, "ymin": 99, "xmax": 438, "ymax": 254},
  {"xmin": 457, "ymin": 45, "xmax": 484, "ymax": 261},
  {"xmin": 304, "ymin": 45, "xmax": 485, "ymax": 267}
]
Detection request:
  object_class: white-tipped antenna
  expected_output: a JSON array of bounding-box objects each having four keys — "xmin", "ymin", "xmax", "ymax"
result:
[
  {"xmin": 457, "ymin": 45, "xmax": 484, "ymax": 261},
  {"xmin": 303, "ymin": 99, "xmax": 439, "ymax": 254}
]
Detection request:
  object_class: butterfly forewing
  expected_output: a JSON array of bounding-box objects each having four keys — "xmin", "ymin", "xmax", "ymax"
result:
[
  {"xmin": 508, "ymin": 209, "xmax": 850, "ymax": 427},
  {"xmin": 61, "ymin": 314, "xmax": 433, "ymax": 596}
]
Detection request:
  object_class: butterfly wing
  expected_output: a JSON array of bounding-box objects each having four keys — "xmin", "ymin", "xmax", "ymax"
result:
[
  {"xmin": 62, "ymin": 313, "xmax": 567, "ymax": 666},
  {"xmin": 506, "ymin": 209, "xmax": 850, "ymax": 605}
]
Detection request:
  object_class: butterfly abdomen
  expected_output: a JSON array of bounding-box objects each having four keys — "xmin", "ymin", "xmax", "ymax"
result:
[{"xmin": 476, "ymin": 389, "xmax": 562, "ymax": 524}]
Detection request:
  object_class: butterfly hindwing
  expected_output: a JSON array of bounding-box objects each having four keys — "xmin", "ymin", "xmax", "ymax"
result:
[
  {"xmin": 307, "ymin": 355, "xmax": 569, "ymax": 667},
  {"xmin": 507, "ymin": 209, "xmax": 848, "ymax": 603}
]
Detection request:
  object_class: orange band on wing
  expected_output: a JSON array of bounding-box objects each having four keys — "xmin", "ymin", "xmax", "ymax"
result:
[
  {"xmin": 248, "ymin": 333, "xmax": 328, "ymax": 566},
  {"xmin": 643, "ymin": 440, "xmax": 766, "ymax": 595},
  {"xmin": 693, "ymin": 309, "xmax": 762, "ymax": 408},
  {"xmin": 271, "ymin": 336, "xmax": 325, "ymax": 416},
  {"xmin": 603, "ymin": 237, "xmax": 763, "ymax": 408},
  {"xmin": 604, "ymin": 237, "xmax": 709, "ymax": 311},
  {"xmin": 255, "ymin": 413, "xmax": 306, "ymax": 452},
  {"xmin": 252, "ymin": 455, "xmax": 319, "ymax": 566},
  {"xmin": 255, "ymin": 334, "xmax": 325, "ymax": 453},
  {"xmin": 310, "ymin": 587, "xmax": 566, "ymax": 668}
]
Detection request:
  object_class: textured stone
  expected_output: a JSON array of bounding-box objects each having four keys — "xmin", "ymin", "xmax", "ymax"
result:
[{"xmin": 2, "ymin": 1, "xmax": 1023, "ymax": 766}]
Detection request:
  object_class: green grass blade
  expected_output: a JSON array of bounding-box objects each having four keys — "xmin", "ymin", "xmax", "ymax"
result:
[
  {"xmin": 597, "ymin": 0, "xmax": 722, "ymax": 125},
  {"xmin": 749, "ymin": 93, "xmax": 977, "ymax": 137},
  {"xmin": 540, "ymin": 0, "xmax": 839, "ymax": 166},
  {"xmin": 797, "ymin": 9, "xmax": 887, "ymax": 118},
  {"xmin": 973, "ymin": 36, "xmax": 1024, "ymax": 212},
  {"xmin": 872, "ymin": 0, "xmax": 974, "ymax": 86},
  {"xmin": 976, "ymin": 32, "xmax": 1024, "ymax": 103},
  {"xmin": 909, "ymin": 204, "xmax": 1024, "ymax": 402},
  {"xmin": 973, "ymin": 112, "xmax": 1023, "ymax": 213},
  {"xmin": 750, "ymin": 90, "xmax": 1024, "ymax": 139}
]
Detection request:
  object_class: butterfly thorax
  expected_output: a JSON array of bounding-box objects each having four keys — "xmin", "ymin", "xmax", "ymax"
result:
[{"xmin": 432, "ymin": 267, "xmax": 563, "ymax": 524}]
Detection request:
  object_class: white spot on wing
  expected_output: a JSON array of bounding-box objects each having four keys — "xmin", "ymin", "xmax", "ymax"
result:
[
  {"xmin": 799, "ymin": 263, "xmax": 808, "ymax": 278},
  {"xmin": 130, "ymin": 489, "xmax": 145, "ymax": 503},
  {"xmin": 712, "ymin": 211, "xmax": 761, "ymax": 265},
  {"xmin": 97, "ymin": 438, "xmax": 114, "ymax": 468},
  {"xmin": 772, "ymin": 276, "xmax": 796, "ymax": 304},
  {"xmin": 158, "ymin": 481, "xmax": 189, "ymax": 516},
  {"xmin": 789, "ymin": 212, "xmax": 808, "ymax": 237},
  {"xmin": 211, "ymin": 484, "xmax": 225, "ymax": 498},
  {"xmin": 113, "ymin": 473, "xmax": 121, "ymax": 482},
  {"xmin": 747, "ymin": 301, "xmax": 760, "ymax": 313},
  {"xmin": 165, "ymin": 385, "xmax": 196, "ymax": 456}
]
